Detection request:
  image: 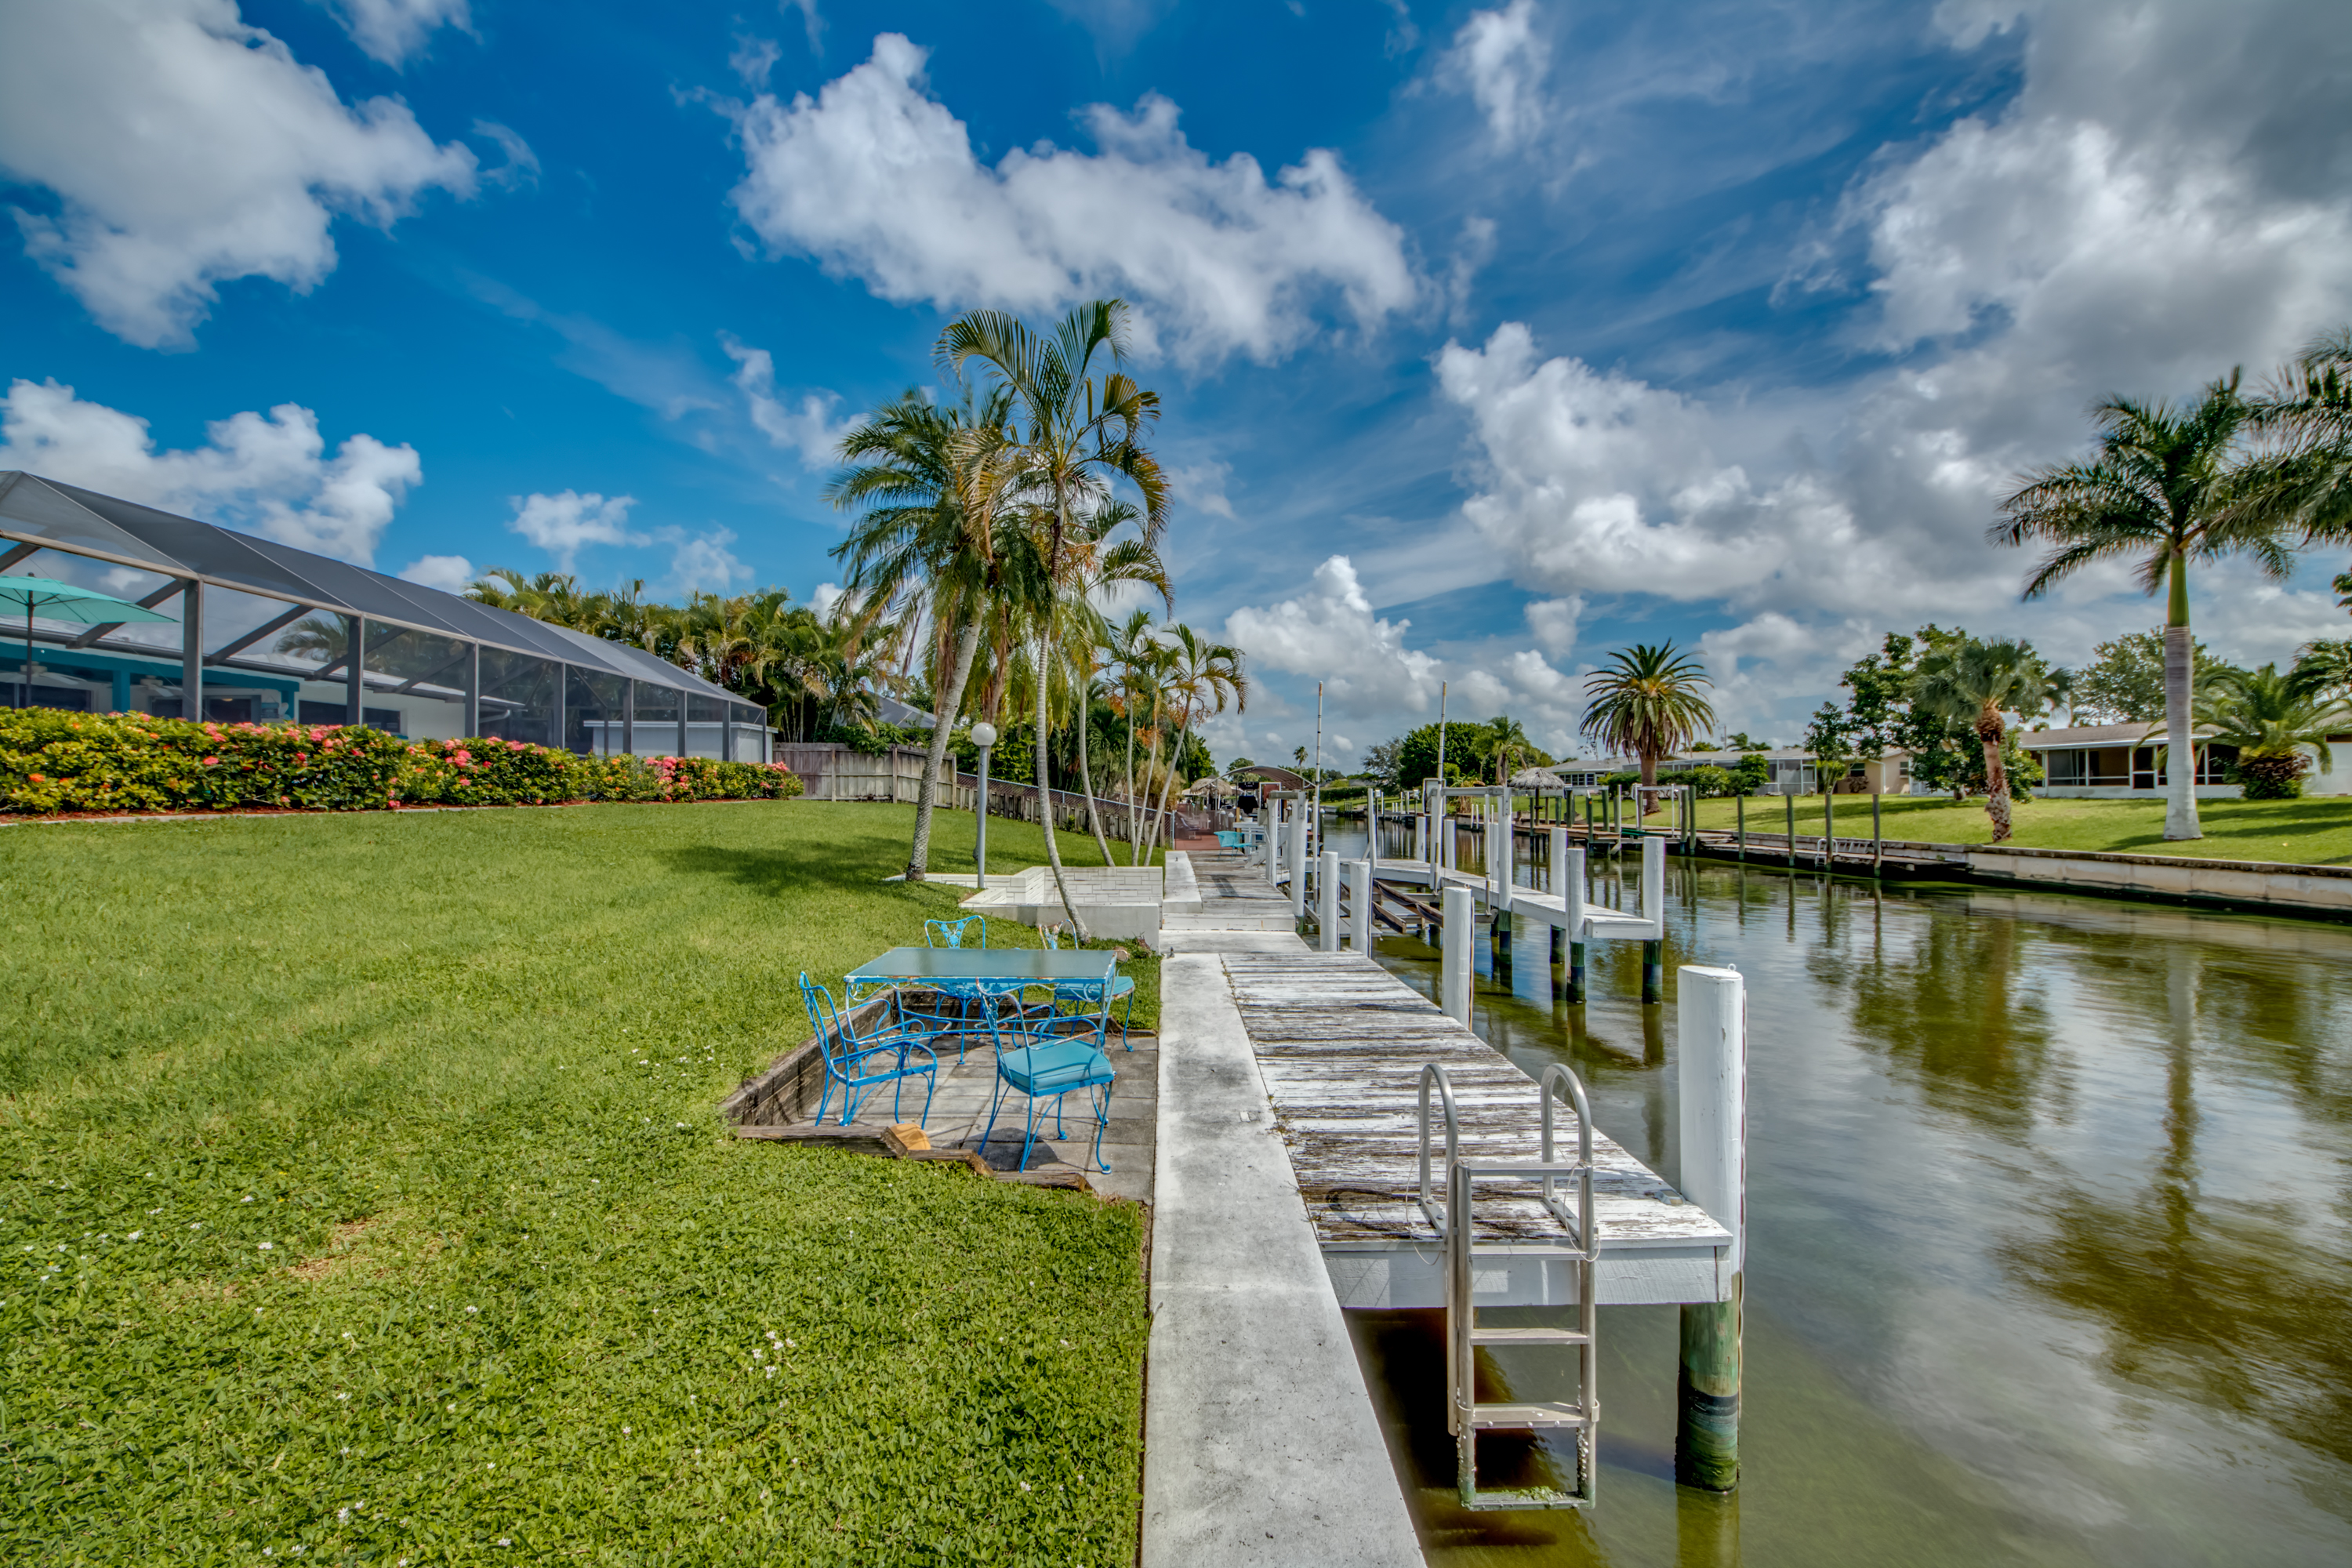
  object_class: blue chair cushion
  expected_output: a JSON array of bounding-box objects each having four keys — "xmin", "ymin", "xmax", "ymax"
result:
[{"xmin": 996, "ymin": 1038, "xmax": 1115, "ymax": 1097}]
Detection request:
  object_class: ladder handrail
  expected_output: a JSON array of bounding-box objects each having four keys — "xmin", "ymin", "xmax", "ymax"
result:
[
  {"xmin": 1537, "ymin": 1062, "xmax": 1599, "ymax": 1260},
  {"xmin": 1417, "ymin": 1062, "xmax": 1461, "ymax": 1238}
]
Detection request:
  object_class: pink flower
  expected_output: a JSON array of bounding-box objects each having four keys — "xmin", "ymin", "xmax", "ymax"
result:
[
  {"xmin": 28, "ymin": 772, "xmax": 45, "ymax": 782},
  {"xmin": 507, "ymin": 741, "xmax": 524, "ymax": 751},
  {"xmin": 201, "ymin": 757, "xmax": 218, "ymax": 767}
]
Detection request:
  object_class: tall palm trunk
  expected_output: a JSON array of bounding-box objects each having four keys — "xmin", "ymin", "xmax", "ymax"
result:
[
  {"xmin": 2163, "ymin": 551, "xmax": 2201, "ymax": 840},
  {"xmin": 1144, "ymin": 706, "xmax": 1192, "ymax": 860},
  {"xmin": 1036, "ymin": 624, "xmax": 1088, "ymax": 940},
  {"xmin": 1073, "ymin": 669, "xmax": 1113, "ymax": 865},
  {"xmin": 1129, "ymin": 710, "xmax": 1148, "ymax": 869},
  {"xmin": 904, "ymin": 612, "xmax": 982, "ymax": 880},
  {"xmin": 1977, "ymin": 707, "xmax": 2013, "ymax": 843}
]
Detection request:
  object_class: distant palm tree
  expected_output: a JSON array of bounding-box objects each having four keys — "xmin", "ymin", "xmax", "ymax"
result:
[
  {"xmin": 2193, "ymin": 663, "xmax": 2352, "ymax": 800},
  {"xmin": 1142, "ymin": 624, "xmax": 1246, "ymax": 860},
  {"xmin": 2293, "ymin": 637, "xmax": 2352, "ymax": 700},
  {"xmin": 940, "ymin": 299, "xmax": 1168, "ymax": 936},
  {"xmin": 1105, "ymin": 607, "xmax": 1167, "ymax": 855},
  {"xmin": 1909, "ymin": 637, "xmax": 2059, "ymax": 843},
  {"xmin": 1579, "ymin": 644, "xmax": 1715, "ymax": 801},
  {"xmin": 1486, "ymin": 714, "xmax": 1533, "ymax": 784},
  {"xmin": 1993, "ymin": 375, "xmax": 2295, "ymax": 841}
]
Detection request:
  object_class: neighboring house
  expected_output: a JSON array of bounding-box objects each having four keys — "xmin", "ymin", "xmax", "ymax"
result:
[{"xmin": 2016, "ymin": 723, "xmax": 2352, "ymax": 799}]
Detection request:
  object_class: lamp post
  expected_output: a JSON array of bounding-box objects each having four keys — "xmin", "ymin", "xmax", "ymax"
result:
[{"xmin": 971, "ymin": 722, "xmax": 997, "ymax": 889}]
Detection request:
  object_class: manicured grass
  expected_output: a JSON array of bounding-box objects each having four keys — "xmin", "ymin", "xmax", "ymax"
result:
[
  {"xmin": 1688, "ymin": 792, "xmax": 2352, "ymax": 865},
  {"xmin": 0, "ymin": 801, "xmax": 1152, "ymax": 1566}
]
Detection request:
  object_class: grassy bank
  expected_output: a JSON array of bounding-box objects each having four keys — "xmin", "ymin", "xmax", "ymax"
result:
[
  {"xmin": 1686, "ymin": 792, "xmax": 2352, "ymax": 865},
  {"xmin": 1, "ymin": 802, "xmax": 1152, "ymax": 1565}
]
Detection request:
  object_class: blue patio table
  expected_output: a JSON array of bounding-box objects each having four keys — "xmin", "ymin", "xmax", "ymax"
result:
[{"xmin": 846, "ymin": 946, "xmax": 1121, "ymax": 997}]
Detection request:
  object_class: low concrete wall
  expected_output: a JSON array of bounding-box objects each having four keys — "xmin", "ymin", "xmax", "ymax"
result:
[
  {"xmin": 961, "ymin": 866, "xmax": 1167, "ymax": 947},
  {"xmin": 1964, "ymin": 844, "xmax": 2352, "ymax": 917}
]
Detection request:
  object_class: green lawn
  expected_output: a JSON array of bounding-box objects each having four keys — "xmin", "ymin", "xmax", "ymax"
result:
[
  {"xmin": 1, "ymin": 801, "xmax": 1152, "ymax": 1566},
  {"xmin": 1688, "ymin": 792, "xmax": 2352, "ymax": 865}
]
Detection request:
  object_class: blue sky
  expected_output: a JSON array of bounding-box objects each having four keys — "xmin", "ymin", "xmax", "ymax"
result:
[{"xmin": 5, "ymin": 0, "xmax": 2349, "ymax": 764}]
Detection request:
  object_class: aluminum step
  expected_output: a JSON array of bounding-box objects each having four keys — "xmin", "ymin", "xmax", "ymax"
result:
[
  {"xmin": 1469, "ymin": 1325, "xmax": 1590, "ymax": 1346},
  {"xmin": 1470, "ymin": 1400, "xmax": 1594, "ymax": 1431}
]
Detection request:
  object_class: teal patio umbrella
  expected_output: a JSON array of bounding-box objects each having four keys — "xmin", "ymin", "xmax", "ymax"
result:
[{"xmin": 0, "ymin": 575, "xmax": 180, "ymax": 709}]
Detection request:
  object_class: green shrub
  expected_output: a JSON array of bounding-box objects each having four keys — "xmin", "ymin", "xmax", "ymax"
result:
[
  {"xmin": 0, "ymin": 711, "xmax": 800, "ymax": 815},
  {"xmin": 2230, "ymin": 751, "xmax": 2307, "ymax": 800}
]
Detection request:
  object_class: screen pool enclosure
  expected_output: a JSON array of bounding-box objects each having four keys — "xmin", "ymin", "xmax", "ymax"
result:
[{"xmin": 0, "ymin": 471, "xmax": 770, "ymax": 760}]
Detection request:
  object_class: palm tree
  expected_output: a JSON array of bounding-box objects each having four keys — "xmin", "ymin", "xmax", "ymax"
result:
[
  {"xmin": 1104, "ymin": 607, "xmax": 1167, "ymax": 858},
  {"xmin": 1140, "ymin": 623, "xmax": 1246, "ymax": 860},
  {"xmin": 1993, "ymin": 375, "xmax": 2296, "ymax": 840},
  {"xmin": 1578, "ymin": 643, "xmax": 1716, "ymax": 808},
  {"xmin": 1909, "ymin": 637, "xmax": 2059, "ymax": 842},
  {"xmin": 2294, "ymin": 638, "xmax": 2352, "ymax": 700},
  {"xmin": 2193, "ymin": 663, "xmax": 2352, "ymax": 800},
  {"xmin": 2244, "ymin": 327, "xmax": 2352, "ymax": 546},
  {"xmin": 829, "ymin": 387, "xmax": 1031, "ymax": 880},
  {"xmin": 1486, "ymin": 714, "xmax": 1534, "ymax": 785},
  {"xmin": 1052, "ymin": 501, "xmax": 1170, "ymax": 866},
  {"xmin": 939, "ymin": 300, "xmax": 1169, "ymax": 937}
]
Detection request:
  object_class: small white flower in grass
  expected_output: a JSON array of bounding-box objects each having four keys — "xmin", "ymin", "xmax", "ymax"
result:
[
  {"xmin": 336, "ymin": 1392, "xmax": 350, "ymax": 1402},
  {"xmin": 448, "ymin": 1403, "xmax": 457, "ymax": 1412},
  {"xmin": 242, "ymin": 1196, "xmax": 254, "ymax": 1203},
  {"xmin": 621, "ymin": 1425, "xmax": 630, "ymax": 1435},
  {"xmin": 1020, "ymin": 1481, "xmax": 1032, "ymax": 1492},
  {"xmin": 127, "ymin": 1232, "xmax": 140, "ymax": 1240},
  {"xmin": 752, "ymin": 1348, "xmax": 763, "ymax": 1361},
  {"xmin": 498, "ymin": 1540, "xmax": 511, "ymax": 1548},
  {"xmin": 148, "ymin": 1208, "xmax": 162, "ymax": 1215},
  {"xmin": 465, "ymin": 1305, "xmax": 478, "ymax": 1315},
  {"xmin": 259, "ymin": 1242, "xmax": 274, "ymax": 1251},
  {"xmin": 190, "ymin": 1223, "xmax": 201, "ymax": 1231},
  {"xmin": 337, "ymin": 1508, "xmax": 350, "ymax": 1523},
  {"xmin": 341, "ymin": 1447, "xmax": 351, "ymax": 1456}
]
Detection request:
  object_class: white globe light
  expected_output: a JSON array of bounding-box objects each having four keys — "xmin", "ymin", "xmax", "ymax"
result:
[{"xmin": 969, "ymin": 722, "xmax": 998, "ymax": 748}]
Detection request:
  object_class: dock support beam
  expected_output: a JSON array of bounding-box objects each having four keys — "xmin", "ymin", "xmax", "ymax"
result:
[
  {"xmin": 1289, "ymin": 801, "xmax": 1308, "ymax": 918},
  {"xmin": 1642, "ymin": 941, "xmax": 1664, "ymax": 1004},
  {"xmin": 1318, "ymin": 850, "xmax": 1341, "ymax": 953},
  {"xmin": 1561, "ymin": 838, "xmax": 1588, "ymax": 1004},
  {"xmin": 1675, "ymin": 966, "xmax": 1746, "ymax": 1493},
  {"xmin": 1640, "ymin": 835, "xmax": 1666, "ymax": 1004},
  {"xmin": 1439, "ymin": 885, "xmax": 1472, "ymax": 1025},
  {"xmin": 1492, "ymin": 909, "xmax": 1512, "ymax": 983}
]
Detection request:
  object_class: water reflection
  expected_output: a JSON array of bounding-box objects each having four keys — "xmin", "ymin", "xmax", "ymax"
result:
[{"xmin": 1316, "ymin": 821, "xmax": 2352, "ymax": 1566}]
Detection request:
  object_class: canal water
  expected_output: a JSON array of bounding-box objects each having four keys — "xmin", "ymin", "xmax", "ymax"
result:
[{"xmin": 1320, "ymin": 815, "xmax": 2352, "ymax": 1567}]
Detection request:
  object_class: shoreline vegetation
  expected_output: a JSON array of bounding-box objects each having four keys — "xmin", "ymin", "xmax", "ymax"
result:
[
  {"xmin": 0, "ymin": 802, "xmax": 1149, "ymax": 1564},
  {"xmin": 1686, "ymin": 793, "xmax": 2352, "ymax": 866}
]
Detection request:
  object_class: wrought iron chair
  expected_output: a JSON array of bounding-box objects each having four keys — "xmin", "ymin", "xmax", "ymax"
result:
[
  {"xmin": 902, "ymin": 914, "xmax": 995, "ymax": 1061},
  {"xmin": 978, "ymin": 959, "xmax": 1119, "ymax": 1173},
  {"xmin": 798, "ymin": 974, "xmax": 940, "ymax": 1128},
  {"xmin": 1040, "ymin": 927, "xmax": 1138, "ymax": 1047}
]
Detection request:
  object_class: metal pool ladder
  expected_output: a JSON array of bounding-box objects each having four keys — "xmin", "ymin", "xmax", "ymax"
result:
[{"xmin": 1417, "ymin": 1061, "xmax": 1601, "ymax": 1511}]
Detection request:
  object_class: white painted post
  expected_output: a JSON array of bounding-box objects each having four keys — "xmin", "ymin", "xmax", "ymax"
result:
[
  {"xmin": 1548, "ymin": 825, "xmax": 1569, "ymax": 895},
  {"xmin": 1350, "ymin": 856, "xmax": 1374, "ymax": 951},
  {"xmin": 1675, "ymin": 964, "xmax": 1746, "ymax": 1491},
  {"xmin": 1414, "ymin": 811, "xmax": 1428, "ymax": 867},
  {"xmin": 1642, "ymin": 833, "xmax": 1665, "ymax": 924},
  {"xmin": 1290, "ymin": 800, "xmax": 1309, "ymax": 917},
  {"xmin": 1319, "ymin": 849, "xmax": 1341, "ymax": 952},
  {"xmin": 1493, "ymin": 794, "xmax": 1514, "ymax": 913},
  {"xmin": 1440, "ymin": 884, "xmax": 1473, "ymax": 1025}
]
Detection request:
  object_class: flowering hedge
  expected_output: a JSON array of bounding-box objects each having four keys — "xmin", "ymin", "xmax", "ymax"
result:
[{"xmin": 0, "ymin": 710, "xmax": 801, "ymax": 815}]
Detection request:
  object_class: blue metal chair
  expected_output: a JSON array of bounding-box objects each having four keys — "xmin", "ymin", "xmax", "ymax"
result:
[
  {"xmin": 1041, "ymin": 928, "xmax": 1138, "ymax": 1047},
  {"xmin": 798, "ymin": 974, "xmax": 940, "ymax": 1127},
  {"xmin": 903, "ymin": 914, "xmax": 996, "ymax": 1061},
  {"xmin": 923, "ymin": 915, "xmax": 987, "ymax": 950},
  {"xmin": 978, "ymin": 960, "xmax": 1118, "ymax": 1172}
]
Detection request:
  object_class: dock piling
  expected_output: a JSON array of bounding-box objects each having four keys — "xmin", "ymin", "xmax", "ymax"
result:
[
  {"xmin": 1675, "ymin": 965, "xmax": 1747, "ymax": 1494},
  {"xmin": 1349, "ymin": 857, "xmax": 1374, "ymax": 951},
  {"xmin": 1640, "ymin": 836, "xmax": 1666, "ymax": 1004},
  {"xmin": 1289, "ymin": 801, "xmax": 1309, "ymax": 917},
  {"xmin": 1318, "ymin": 850, "xmax": 1341, "ymax": 953},
  {"xmin": 1439, "ymin": 885, "xmax": 1473, "ymax": 1025}
]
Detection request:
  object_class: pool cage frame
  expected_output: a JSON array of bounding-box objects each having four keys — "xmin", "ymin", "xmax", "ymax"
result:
[{"xmin": 0, "ymin": 471, "xmax": 771, "ymax": 759}]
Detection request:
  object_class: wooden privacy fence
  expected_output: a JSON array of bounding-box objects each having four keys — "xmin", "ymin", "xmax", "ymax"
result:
[{"xmin": 772, "ymin": 741, "xmax": 1213, "ymax": 842}]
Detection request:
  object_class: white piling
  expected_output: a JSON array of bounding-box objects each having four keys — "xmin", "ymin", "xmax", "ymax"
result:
[
  {"xmin": 1289, "ymin": 803, "xmax": 1309, "ymax": 917},
  {"xmin": 1440, "ymin": 885, "xmax": 1473, "ymax": 1025},
  {"xmin": 1548, "ymin": 825, "xmax": 1569, "ymax": 896},
  {"xmin": 1349, "ymin": 856, "xmax": 1374, "ymax": 951},
  {"xmin": 1414, "ymin": 811, "xmax": 1429, "ymax": 869},
  {"xmin": 1493, "ymin": 800, "xmax": 1515, "ymax": 913},
  {"xmin": 1318, "ymin": 850, "xmax": 1341, "ymax": 953},
  {"xmin": 1675, "ymin": 964, "xmax": 1746, "ymax": 1491}
]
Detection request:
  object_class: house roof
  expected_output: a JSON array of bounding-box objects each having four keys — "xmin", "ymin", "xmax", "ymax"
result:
[
  {"xmin": 0, "ymin": 470, "xmax": 746, "ymax": 702},
  {"xmin": 2016, "ymin": 723, "xmax": 2214, "ymax": 749}
]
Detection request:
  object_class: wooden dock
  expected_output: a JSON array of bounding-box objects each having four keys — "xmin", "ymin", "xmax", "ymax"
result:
[{"xmin": 1218, "ymin": 946, "xmax": 1732, "ymax": 1308}]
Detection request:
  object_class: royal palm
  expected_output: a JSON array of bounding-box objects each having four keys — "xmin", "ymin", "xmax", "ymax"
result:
[
  {"xmin": 1908, "ymin": 637, "xmax": 2057, "ymax": 843},
  {"xmin": 1994, "ymin": 376, "xmax": 2293, "ymax": 840}
]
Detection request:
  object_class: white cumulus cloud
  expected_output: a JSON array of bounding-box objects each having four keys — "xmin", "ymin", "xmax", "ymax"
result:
[
  {"xmin": 507, "ymin": 491, "xmax": 641, "ymax": 572},
  {"xmin": 0, "ymin": 377, "xmax": 421, "ymax": 566},
  {"xmin": 397, "ymin": 554, "xmax": 475, "ymax": 592},
  {"xmin": 721, "ymin": 336, "xmax": 855, "ymax": 468},
  {"xmin": 721, "ymin": 33, "xmax": 1418, "ymax": 364},
  {"xmin": 321, "ymin": 0, "xmax": 473, "ymax": 68},
  {"xmin": 0, "ymin": 0, "xmax": 477, "ymax": 349},
  {"xmin": 1442, "ymin": 0, "xmax": 1552, "ymax": 151}
]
